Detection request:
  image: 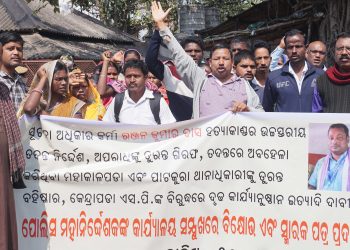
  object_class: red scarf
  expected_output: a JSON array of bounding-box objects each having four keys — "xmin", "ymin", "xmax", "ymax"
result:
[{"xmin": 326, "ymin": 65, "xmax": 350, "ymax": 84}]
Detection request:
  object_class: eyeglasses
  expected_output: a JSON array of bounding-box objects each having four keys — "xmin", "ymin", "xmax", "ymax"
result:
[
  {"xmin": 336, "ymin": 46, "xmax": 350, "ymax": 53},
  {"xmin": 309, "ymin": 49, "xmax": 326, "ymax": 55}
]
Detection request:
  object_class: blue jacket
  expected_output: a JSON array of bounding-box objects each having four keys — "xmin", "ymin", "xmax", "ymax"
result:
[{"xmin": 262, "ymin": 62, "xmax": 324, "ymax": 112}]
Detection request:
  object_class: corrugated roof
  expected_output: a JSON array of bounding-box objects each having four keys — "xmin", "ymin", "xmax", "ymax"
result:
[
  {"xmin": 0, "ymin": 3, "xmax": 18, "ymax": 30},
  {"xmin": 0, "ymin": 0, "xmax": 139, "ymax": 43},
  {"xmin": 22, "ymin": 33, "xmax": 141, "ymax": 60}
]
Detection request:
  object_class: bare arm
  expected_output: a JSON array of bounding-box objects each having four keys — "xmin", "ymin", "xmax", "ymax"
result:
[
  {"xmin": 96, "ymin": 51, "xmax": 115, "ymax": 98},
  {"xmin": 23, "ymin": 67, "xmax": 47, "ymax": 115}
]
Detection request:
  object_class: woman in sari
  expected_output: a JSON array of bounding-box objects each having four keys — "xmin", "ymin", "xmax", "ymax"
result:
[
  {"xmin": 18, "ymin": 60, "xmax": 85, "ymax": 118},
  {"xmin": 69, "ymin": 68, "xmax": 106, "ymax": 120}
]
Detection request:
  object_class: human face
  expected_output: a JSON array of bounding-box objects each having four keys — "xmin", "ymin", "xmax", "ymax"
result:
[
  {"xmin": 230, "ymin": 42, "xmax": 249, "ymax": 56},
  {"xmin": 285, "ymin": 35, "xmax": 306, "ymax": 64},
  {"xmin": 147, "ymin": 72, "xmax": 162, "ymax": 88},
  {"xmin": 209, "ymin": 48, "xmax": 233, "ymax": 83},
  {"xmin": 234, "ymin": 58, "xmax": 256, "ymax": 81},
  {"xmin": 1, "ymin": 41, "xmax": 23, "ymax": 70},
  {"xmin": 125, "ymin": 67, "xmax": 146, "ymax": 94},
  {"xmin": 334, "ymin": 37, "xmax": 350, "ymax": 72},
  {"xmin": 51, "ymin": 69, "xmax": 68, "ymax": 96},
  {"xmin": 254, "ymin": 48, "xmax": 271, "ymax": 73},
  {"xmin": 70, "ymin": 80, "xmax": 89, "ymax": 101},
  {"xmin": 306, "ymin": 42, "xmax": 326, "ymax": 68},
  {"xmin": 184, "ymin": 42, "xmax": 203, "ymax": 64},
  {"xmin": 124, "ymin": 52, "xmax": 140, "ymax": 63},
  {"xmin": 107, "ymin": 65, "xmax": 118, "ymax": 80},
  {"xmin": 328, "ymin": 128, "xmax": 349, "ymax": 158}
]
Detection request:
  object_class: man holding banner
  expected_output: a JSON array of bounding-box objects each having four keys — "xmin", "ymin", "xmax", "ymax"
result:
[{"xmin": 309, "ymin": 123, "xmax": 350, "ymax": 191}]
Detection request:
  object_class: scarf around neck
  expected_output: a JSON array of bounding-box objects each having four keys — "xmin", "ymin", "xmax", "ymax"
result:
[
  {"xmin": 326, "ymin": 65, "xmax": 350, "ymax": 84},
  {"xmin": 318, "ymin": 149, "xmax": 350, "ymax": 191},
  {"xmin": 0, "ymin": 82, "xmax": 25, "ymax": 183}
]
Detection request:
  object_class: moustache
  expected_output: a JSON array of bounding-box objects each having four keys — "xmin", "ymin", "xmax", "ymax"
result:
[{"xmin": 340, "ymin": 56, "xmax": 350, "ymax": 60}]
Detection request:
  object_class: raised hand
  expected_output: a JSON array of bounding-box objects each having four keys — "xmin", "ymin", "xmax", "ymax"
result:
[
  {"xmin": 151, "ymin": 1, "xmax": 172, "ymax": 29},
  {"xmin": 101, "ymin": 51, "xmax": 111, "ymax": 62}
]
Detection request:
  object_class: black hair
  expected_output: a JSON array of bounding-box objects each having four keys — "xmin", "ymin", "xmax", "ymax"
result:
[
  {"xmin": 123, "ymin": 60, "xmax": 148, "ymax": 76},
  {"xmin": 180, "ymin": 36, "xmax": 205, "ymax": 51},
  {"xmin": 336, "ymin": 32, "xmax": 350, "ymax": 40},
  {"xmin": 233, "ymin": 50, "xmax": 255, "ymax": 66},
  {"xmin": 54, "ymin": 60, "xmax": 68, "ymax": 74},
  {"xmin": 124, "ymin": 49, "xmax": 141, "ymax": 61},
  {"xmin": 209, "ymin": 44, "xmax": 233, "ymax": 59},
  {"xmin": 329, "ymin": 123, "xmax": 349, "ymax": 137},
  {"xmin": 230, "ymin": 36, "xmax": 250, "ymax": 49},
  {"xmin": 0, "ymin": 31, "xmax": 24, "ymax": 46},
  {"xmin": 284, "ymin": 29, "xmax": 306, "ymax": 46},
  {"xmin": 252, "ymin": 39, "xmax": 271, "ymax": 54}
]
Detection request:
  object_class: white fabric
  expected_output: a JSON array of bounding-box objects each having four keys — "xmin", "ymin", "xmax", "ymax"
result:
[
  {"xmin": 288, "ymin": 61, "xmax": 308, "ymax": 94},
  {"xmin": 103, "ymin": 89, "xmax": 176, "ymax": 125}
]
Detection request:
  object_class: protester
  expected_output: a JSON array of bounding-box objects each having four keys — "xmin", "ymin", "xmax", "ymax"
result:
[
  {"xmin": 309, "ymin": 123, "xmax": 350, "ymax": 191},
  {"xmin": 103, "ymin": 60, "xmax": 176, "ymax": 125},
  {"xmin": 312, "ymin": 33, "xmax": 350, "ymax": 113},
  {"xmin": 251, "ymin": 40, "xmax": 271, "ymax": 102},
  {"xmin": 145, "ymin": 30, "xmax": 194, "ymax": 121},
  {"xmin": 0, "ymin": 41, "xmax": 26, "ymax": 250},
  {"xmin": 269, "ymin": 36, "xmax": 287, "ymax": 71},
  {"xmin": 0, "ymin": 31, "xmax": 27, "ymax": 111},
  {"xmin": 263, "ymin": 29, "xmax": 324, "ymax": 112},
  {"xmin": 233, "ymin": 50, "xmax": 256, "ymax": 81},
  {"xmin": 69, "ymin": 68, "xmax": 106, "ymax": 120},
  {"xmin": 306, "ymin": 41, "xmax": 327, "ymax": 70},
  {"xmin": 152, "ymin": 1, "xmax": 263, "ymax": 118},
  {"xmin": 230, "ymin": 37, "xmax": 251, "ymax": 57},
  {"xmin": 96, "ymin": 51, "xmax": 126, "ymax": 107},
  {"xmin": 19, "ymin": 60, "xmax": 85, "ymax": 118},
  {"xmin": 147, "ymin": 71, "xmax": 169, "ymax": 103},
  {"xmin": 181, "ymin": 36, "xmax": 205, "ymax": 65}
]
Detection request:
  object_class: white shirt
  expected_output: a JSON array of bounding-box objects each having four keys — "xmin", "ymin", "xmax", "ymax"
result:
[
  {"xmin": 288, "ymin": 61, "xmax": 308, "ymax": 94},
  {"xmin": 103, "ymin": 89, "xmax": 176, "ymax": 125}
]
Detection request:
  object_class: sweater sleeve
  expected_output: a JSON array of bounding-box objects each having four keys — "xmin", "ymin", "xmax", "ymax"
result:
[
  {"xmin": 312, "ymin": 85, "xmax": 323, "ymax": 112},
  {"xmin": 158, "ymin": 27, "xmax": 206, "ymax": 92},
  {"xmin": 145, "ymin": 30, "xmax": 165, "ymax": 81}
]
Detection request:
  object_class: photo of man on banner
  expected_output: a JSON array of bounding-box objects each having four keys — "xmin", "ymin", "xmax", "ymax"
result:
[{"xmin": 309, "ymin": 123, "xmax": 350, "ymax": 191}]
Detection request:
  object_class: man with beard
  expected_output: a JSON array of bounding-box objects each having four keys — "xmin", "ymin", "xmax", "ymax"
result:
[
  {"xmin": 306, "ymin": 41, "xmax": 327, "ymax": 70},
  {"xmin": 0, "ymin": 32, "xmax": 27, "ymax": 111},
  {"xmin": 312, "ymin": 33, "xmax": 350, "ymax": 113},
  {"xmin": 263, "ymin": 29, "xmax": 324, "ymax": 112},
  {"xmin": 151, "ymin": 1, "xmax": 263, "ymax": 118}
]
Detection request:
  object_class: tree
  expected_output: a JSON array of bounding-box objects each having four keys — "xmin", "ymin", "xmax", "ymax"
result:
[{"xmin": 27, "ymin": 0, "xmax": 262, "ymax": 33}]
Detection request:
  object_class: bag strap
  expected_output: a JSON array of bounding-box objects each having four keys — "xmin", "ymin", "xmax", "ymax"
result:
[
  {"xmin": 114, "ymin": 92, "xmax": 125, "ymax": 122},
  {"xmin": 149, "ymin": 92, "xmax": 162, "ymax": 125}
]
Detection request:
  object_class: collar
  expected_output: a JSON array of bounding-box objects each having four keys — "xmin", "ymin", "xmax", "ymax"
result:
[
  {"xmin": 207, "ymin": 73, "xmax": 240, "ymax": 86},
  {"xmin": 0, "ymin": 71, "xmax": 20, "ymax": 81},
  {"xmin": 331, "ymin": 149, "xmax": 349, "ymax": 162},
  {"xmin": 125, "ymin": 88, "xmax": 154, "ymax": 104},
  {"xmin": 288, "ymin": 61, "xmax": 308, "ymax": 75}
]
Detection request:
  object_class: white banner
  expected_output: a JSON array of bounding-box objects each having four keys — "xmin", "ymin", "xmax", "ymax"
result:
[{"xmin": 16, "ymin": 112, "xmax": 350, "ymax": 250}]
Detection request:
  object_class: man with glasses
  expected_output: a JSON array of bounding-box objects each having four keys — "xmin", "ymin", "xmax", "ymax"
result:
[
  {"xmin": 263, "ymin": 29, "xmax": 324, "ymax": 112},
  {"xmin": 306, "ymin": 41, "xmax": 327, "ymax": 70},
  {"xmin": 313, "ymin": 32, "xmax": 350, "ymax": 113}
]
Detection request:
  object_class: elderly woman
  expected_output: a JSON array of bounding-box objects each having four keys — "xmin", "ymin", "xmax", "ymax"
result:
[
  {"xmin": 69, "ymin": 68, "xmax": 106, "ymax": 120},
  {"xmin": 19, "ymin": 60, "xmax": 85, "ymax": 118}
]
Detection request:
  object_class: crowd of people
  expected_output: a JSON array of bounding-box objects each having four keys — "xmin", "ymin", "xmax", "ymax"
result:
[{"xmin": 0, "ymin": 1, "xmax": 350, "ymax": 249}]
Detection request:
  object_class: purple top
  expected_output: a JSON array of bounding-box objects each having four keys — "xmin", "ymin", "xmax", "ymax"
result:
[
  {"xmin": 312, "ymin": 86, "xmax": 323, "ymax": 112},
  {"xmin": 199, "ymin": 74, "xmax": 247, "ymax": 117}
]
